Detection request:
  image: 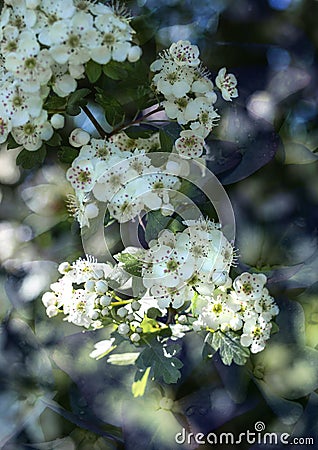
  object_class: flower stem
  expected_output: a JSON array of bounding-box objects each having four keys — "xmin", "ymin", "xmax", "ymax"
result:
[
  {"xmin": 81, "ymin": 105, "xmax": 107, "ymax": 138},
  {"xmin": 108, "ymin": 105, "xmax": 164, "ymax": 137}
]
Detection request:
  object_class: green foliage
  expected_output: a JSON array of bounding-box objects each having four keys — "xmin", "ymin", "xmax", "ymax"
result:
[
  {"xmin": 204, "ymin": 330, "xmax": 250, "ymax": 366},
  {"xmin": 6, "ymin": 134, "xmax": 19, "ymax": 149},
  {"xmin": 115, "ymin": 252, "xmax": 142, "ymax": 277},
  {"xmin": 66, "ymin": 88, "xmax": 91, "ymax": 116},
  {"xmin": 136, "ymin": 339, "xmax": 183, "ymax": 384},
  {"xmin": 124, "ymin": 126, "xmax": 156, "ymax": 139},
  {"xmin": 145, "ymin": 211, "xmax": 184, "ymax": 243},
  {"xmin": 103, "ymin": 60, "xmax": 132, "ymax": 80},
  {"xmin": 16, "ymin": 145, "xmax": 47, "ymax": 169},
  {"xmin": 58, "ymin": 146, "xmax": 79, "ymax": 164},
  {"xmin": 45, "ymin": 132, "xmax": 62, "ymax": 147},
  {"xmin": 85, "ymin": 60, "xmax": 102, "ymax": 83},
  {"xmin": 43, "ymin": 95, "xmax": 67, "ymax": 111},
  {"xmin": 95, "ymin": 87, "xmax": 125, "ymax": 126},
  {"xmin": 159, "ymin": 123, "xmax": 181, "ymax": 152},
  {"xmin": 131, "ymin": 12, "xmax": 161, "ymax": 45}
]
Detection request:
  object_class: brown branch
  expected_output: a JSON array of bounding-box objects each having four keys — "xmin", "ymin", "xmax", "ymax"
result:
[{"xmin": 81, "ymin": 105, "xmax": 107, "ymax": 138}]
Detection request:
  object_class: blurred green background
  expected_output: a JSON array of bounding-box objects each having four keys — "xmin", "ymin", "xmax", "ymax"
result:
[{"xmin": 1, "ymin": 0, "xmax": 318, "ymax": 448}]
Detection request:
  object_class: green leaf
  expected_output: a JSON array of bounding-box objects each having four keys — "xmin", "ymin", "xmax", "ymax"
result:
[
  {"xmin": 43, "ymin": 95, "xmax": 67, "ymax": 111},
  {"xmin": 103, "ymin": 61, "xmax": 130, "ymax": 80},
  {"xmin": 66, "ymin": 88, "xmax": 91, "ymax": 116},
  {"xmin": 124, "ymin": 126, "xmax": 156, "ymax": 139},
  {"xmin": 131, "ymin": 13, "xmax": 160, "ymax": 45},
  {"xmin": 159, "ymin": 123, "xmax": 181, "ymax": 152},
  {"xmin": 58, "ymin": 145, "xmax": 79, "ymax": 164},
  {"xmin": 95, "ymin": 88, "xmax": 125, "ymax": 126},
  {"xmin": 45, "ymin": 131, "xmax": 62, "ymax": 147},
  {"xmin": 205, "ymin": 330, "xmax": 250, "ymax": 366},
  {"xmin": 115, "ymin": 252, "xmax": 142, "ymax": 277},
  {"xmin": 145, "ymin": 211, "xmax": 184, "ymax": 243},
  {"xmin": 16, "ymin": 145, "xmax": 47, "ymax": 169},
  {"xmin": 125, "ymin": 84, "xmax": 156, "ymax": 109},
  {"xmin": 136, "ymin": 340, "xmax": 183, "ymax": 384},
  {"xmin": 132, "ymin": 367, "xmax": 151, "ymax": 398},
  {"xmin": 86, "ymin": 60, "xmax": 102, "ymax": 83},
  {"xmin": 6, "ymin": 134, "xmax": 20, "ymax": 149}
]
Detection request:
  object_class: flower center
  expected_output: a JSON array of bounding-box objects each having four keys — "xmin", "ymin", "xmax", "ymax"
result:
[
  {"xmin": 78, "ymin": 171, "xmax": 91, "ymax": 183},
  {"xmin": 103, "ymin": 33, "xmax": 115, "ymax": 45},
  {"xmin": 48, "ymin": 13, "xmax": 58, "ymax": 25},
  {"xmin": 23, "ymin": 123, "xmax": 36, "ymax": 135},
  {"xmin": 153, "ymin": 181, "xmax": 164, "ymax": 189},
  {"xmin": 176, "ymin": 98, "xmax": 188, "ymax": 108},
  {"xmin": 6, "ymin": 41, "xmax": 17, "ymax": 52},
  {"xmin": 242, "ymin": 282, "xmax": 253, "ymax": 295},
  {"xmin": 68, "ymin": 34, "xmax": 80, "ymax": 48},
  {"xmin": 166, "ymin": 259, "xmax": 178, "ymax": 271},
  {"xmin": 96, "ymin": 147, "xmax": 109, "ymax": 158},
  {"xmin": 13, "ymin": 95, "xmax": 23, "ymax": 107},
  {"xmin": 166, "ymin": 72, "xmax": 178, "ymax": 82},
  {"xmin": 212, "ymin": 303, "xmax": 222, "ymax": 314},
  {"xmin": 25, "ymin": 57, "xmax": 37, "ymax": 69}
]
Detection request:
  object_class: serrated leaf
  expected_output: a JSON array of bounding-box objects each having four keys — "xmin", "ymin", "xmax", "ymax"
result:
[
  {"xmin": 16, "ymin": 145, "xmax": 46, "ymax": 169},
  {"xmin": 103, "ymin": 61, "xmax": 129, "ymax": 80},
  {"xmin": 131, "ymin": 13, "xmax": 160, "ymax": 45},
  {"xmin": 58, "ymin": 145, "xmax": 79, "ymax": 163},
  {"xmin": 116, "ymin": 252, "xmax": 142, "ymax": 277},
  {"xmin": 136, "ymin": 339, "xmax": 183, "ymax": 384},
  {"xmin": 6, "ymin": 134, "xmax": 20, "ymax": 149},
  {"xmin": 159, "ymin": 123, "xmax": 181, "ymax": 152},
  {"xmin": 145, "ymin": 211, "xmax": 184, "ymax": 243},
  {"xmin": 124, "ymin": 126, "xmax": 156, "ymax": 139},
  {"xmin": 95, "ymin": 88, "xmax": 125, "ymax": 126},
  {"xmin": 205, "ymin": 330, "xmax": 250, "ymax": 366},
  {"xmin": 86, "ymin": 60, "xmax": 102, "ymax": 83},
  {"xmin": 45, "ymin": 131, "xmax": 62, "ymax": 147},
  {"xmin": 43, "ymin": 95, "xmax": 67, "ymax": 111},
  {"xmin": 66, "ymin": 88, "xmax": 91, "ymax": 116},
  {"xmin": 132, "ymin": 367, "xmax": 151, "ymax": 398}
]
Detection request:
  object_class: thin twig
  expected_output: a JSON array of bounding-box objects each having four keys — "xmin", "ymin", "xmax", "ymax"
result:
[
  {"xmin": 108, "ymin": 105, "xmax": 164, "ymax": 137},
  {"xmin": 82, "ymin": 105, "xmax": 107, "ymax": 138}
]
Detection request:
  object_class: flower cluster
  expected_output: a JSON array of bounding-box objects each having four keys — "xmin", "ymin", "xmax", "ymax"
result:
[
  {"xmin": 42, "ymin": 254, "xmax": 164, "ymax": 343},
  {"xmin": 150, "ymin": 40, "xmax": 238, "ymax": 158},
  {"xmin": 0, "ymin": 0, "xmax": 141, "ymax": 150},
  {"xmin": 66, "ymin": 131, "xmax": 187, "ymax": 225},
  {"xmin": 42, "ymin": 219, "xmax": 279, "ymax": 357},
  {"xmin": 192, "ymin": 271, "xmax": 279, "ymax": 353}
]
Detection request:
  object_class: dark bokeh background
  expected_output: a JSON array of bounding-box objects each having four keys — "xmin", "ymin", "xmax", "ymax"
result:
[{"xmin": 1, "ymin": 0, "xmax": 318, "ymax": 448}]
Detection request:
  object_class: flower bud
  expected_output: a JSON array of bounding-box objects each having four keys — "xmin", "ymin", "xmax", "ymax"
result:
[
  {"xmin": 131, "ymin": 301, "xmax": 140, "ymax": 311},
  {"xmin": 85, "ymin": 203, "xmax": 99, "ymax": 219},
  {"xmin": 118, "ymin": 323, "xmax": 130, "ymax": 335},
  {"xmin": 95, "ymin": 280, "xmax": 108, "ymax": 294},
  {"xmin": 130, "ymin": 332, "xmax": 140, "ymax": 343},
  {"xmin": 58, "ymin": 261, "xmax": 71, "ymax": 274},
  {"xmin": 46, "ymin": 305, "xmax": 59, "ymax": 318},
  {"xmin": 50, "ymin": 113, "xmax": 65, "ymax": 129},
  {"xmin": 128, "ymin": 46, "xmax": 142, "ymax": 62},
  {"xmin": 42, "ymin": 292, "xmax": 57, "ymax": 307},
  {"xmin": 85, "ymin": 280, "xmax": 95, "ymax": 292},
  {"xmin": 100, "ymin": 295, "xmax": 111, "ymax": 306},
  {"xmin": 69, "ymin": 128, "xmax": 90, "ymax": 147},
  {"xmin": 117, "ymin": 307, "xmax": 128, "ymax": 318}
]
